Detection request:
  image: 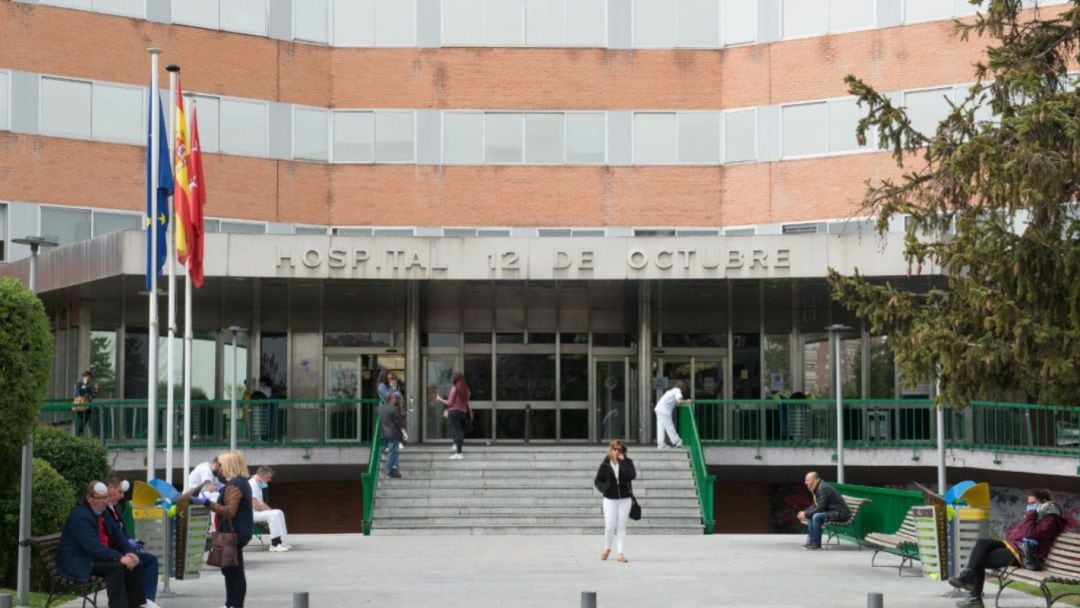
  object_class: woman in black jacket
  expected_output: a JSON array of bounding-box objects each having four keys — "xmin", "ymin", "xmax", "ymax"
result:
[{"xmin": 594, "ymin": 439, "xmax": 636, "ymax": 563}]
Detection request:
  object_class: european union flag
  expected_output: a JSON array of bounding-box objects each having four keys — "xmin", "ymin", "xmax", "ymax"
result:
[{"xmin": 146, "ymin": 90, "xmax": 174, "ymax": 290}]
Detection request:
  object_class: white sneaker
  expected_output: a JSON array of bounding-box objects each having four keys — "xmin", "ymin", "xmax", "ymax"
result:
[
  {"xmin": 280, "ymin": 543, "xmax": 293, "ymax": 550},
  {"xmin": 142, "ymin": 601, "xmax": 163, "ymax": 608},
  {"xmin": 451, "ymin": 445, "xmax": 458, "ymax": 452},
  {"xmin": 269, "ymin": 544, "xmax": 291, "ymax": 552},
  {"xmin": 449, "ymin": 453, "xmax": 463, "ymax": 460},
  {"xmin": 399, "ymin": 442, "xmax": 405, "ymax": 450},
  {"xmin": 657, "ymin": 444, "xmax": 670, "ymax": 450}
]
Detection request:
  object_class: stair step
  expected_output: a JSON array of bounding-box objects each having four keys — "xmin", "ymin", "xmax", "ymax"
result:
[
  {"xmin": 371, "ymin": 496, "xmax": 700, "ymax": 507},
  {"xmin": 372, "ymin": 505, "xmax": 702, "ymax": 517},
  {"xmin": 371, "ymin": 526, "xmax": 706, "ymax": 536}
]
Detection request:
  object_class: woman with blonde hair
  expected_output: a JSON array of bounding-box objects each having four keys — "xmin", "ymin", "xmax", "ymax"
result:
[
  {"xmin": 593, "ymin": 439, "xmax": 637, "ymax": 563},
  {"xmin": 193, "ymin": 450, "xmax": 253, "ymax": 608}
]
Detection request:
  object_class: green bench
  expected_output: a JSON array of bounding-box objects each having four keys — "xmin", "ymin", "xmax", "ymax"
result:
[{"xmin": 822, "ymin": 495, "xmax": 871, "ymax": 548}]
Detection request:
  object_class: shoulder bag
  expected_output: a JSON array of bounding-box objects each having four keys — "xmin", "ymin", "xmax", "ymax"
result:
[
  {"xmin": 629, "ymin": 481, "xmax": 642, "ymax": 521},
  {"xmin": 206, "ymin": 515, "xmax": 239, "ymax": 568}
]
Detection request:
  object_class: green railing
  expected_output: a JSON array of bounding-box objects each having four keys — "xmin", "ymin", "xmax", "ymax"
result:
[
  {"xmin": 40, "ymin": 398, "xmax": 380, "ymax": 448},
  {"xmin": 678, "ymin": 403, "xmax": 716, "ymax": 534},
  {"xmin": 691, "ymin": 399, "xmax": 1080, "ymax": 458},
  {"xmin": 360, "ymin": 413, "xmax": 383, "ymax": 536}
]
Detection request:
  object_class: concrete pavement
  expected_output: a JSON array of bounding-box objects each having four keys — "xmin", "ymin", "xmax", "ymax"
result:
[{"xmin": 63, "ymin": 533, "xmax": 1041, "ymax": 607}]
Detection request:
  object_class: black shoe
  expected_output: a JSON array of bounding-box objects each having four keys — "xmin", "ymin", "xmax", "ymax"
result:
[
  {"xmin": 955, "ymin": 594, "xmax": 983, "ymax": 607},
  {"xmin": 388, "ymin": 468, "xmax": 401, "ymax": 478},
  {"xmin": 948, "ymin": 569, "xmax": 976, "ymax": 592},
  {"xmin": 802, "ymin": 543, "xmax": 821, "ymax": 550}
]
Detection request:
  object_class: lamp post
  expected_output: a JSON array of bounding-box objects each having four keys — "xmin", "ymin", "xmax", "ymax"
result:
[
  {"xmin": 826, "ymin": 324, "xmax": 851, "ymax": 484},
  {"xmin": 12, "ymin": 236, "xmax": 57, "ymax": 608},
  {"xmin": 228, "ymin": 327, "xmax": 247, "ymax": 450}
]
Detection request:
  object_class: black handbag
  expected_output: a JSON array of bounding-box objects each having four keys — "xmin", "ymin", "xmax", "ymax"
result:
[{"xmin": 629, "ymin": 496, "xmax": 642, "ymax": 521}]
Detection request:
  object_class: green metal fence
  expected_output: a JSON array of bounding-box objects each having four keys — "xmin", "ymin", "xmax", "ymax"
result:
[
  {"xmin": 360, "ymin": 413, "xmax": 383, "ymax": 536},
  {"xmin": 678, "ymin": 403, "xmax": 716, "ymax": 534},
  {"xmin": 41, "ymin": 398, "xmax": 380, "ymax": 448}
]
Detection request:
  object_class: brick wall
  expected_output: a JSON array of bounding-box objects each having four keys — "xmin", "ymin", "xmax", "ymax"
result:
[
  {"xmin": 263, "ymin": 480, "xmax": 363, "ymax": 534},
  {"xmin": 712, "ymin": 481, "xmax": 772, "ymax": 534}
]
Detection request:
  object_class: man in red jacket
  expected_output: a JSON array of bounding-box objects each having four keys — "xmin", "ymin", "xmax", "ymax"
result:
[{"xmin": 949, "ymin": 489, "xmax": 1069, "ymax": 607}]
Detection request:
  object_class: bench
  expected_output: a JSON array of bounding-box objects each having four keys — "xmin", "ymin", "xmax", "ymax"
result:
[
  {"xmin": 864, "ymin": 506, "xmax": 920, "ymax": 575},
  {"xmin": 26, "ymin": 533, "xmax": 103, "ymax": 608},
  {"xmin": 993, "ymin": 530, "xmax": 1080, "ymax": 608},
  {"xmin": 822, "ymin": 495, "xmax": 871, "ymax": 548}
]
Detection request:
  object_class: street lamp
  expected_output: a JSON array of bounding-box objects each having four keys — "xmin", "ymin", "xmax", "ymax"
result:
[
  {"xmin": 227, "ymin": 326, "xmax": 247, "ymax": 450},
  {"xmin": 826, "ymin": 324, "xmax": 851, "ymax": 484},
  {"xmin": 12, "ymin": 236, "xmax": 57, "ymax": 608}
]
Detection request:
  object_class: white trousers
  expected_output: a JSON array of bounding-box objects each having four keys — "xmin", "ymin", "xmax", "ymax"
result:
[
  {"xmin": 655, "ymin": 410, "xmax": 681, "ymax": 448},
  {"xmin": 254, "ymin": 508, "xmax": 288, "ymax": 539},
  {"xmin": 602, "ymin": 497, "xmax": 632, "ymax": 555}
]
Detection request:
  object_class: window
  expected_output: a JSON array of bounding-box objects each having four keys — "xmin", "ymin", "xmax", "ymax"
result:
[
  {"xmin": 677, "ymin": 112, "xmax": 721, "ymax": 163},
  {"xmin": 374, "ymin": 111, "xmax": 415, "ymax": 162},
  {"xmin": 565, "ymin": 113, "xmax": 605, "ymax": 163},
  {"xmin": 565, "ymin": 0, "xmax": 605, "ymax": 46},
  {"xmin": 334, "ymin": 111, "xmax": 374, "ymax": 162},
  {"xmin": 633, "ymin": 113, "xmax": 677, "ymax": 163},
  {"xmin": 92, "ymin": 211, "xmax": 141, "ymax": 237},
  {"xmin": 781, "ymin": 102, "xmax": 828, "ymax": 157},
  {"xmin": 782, "ymin": 0, "xmax": 828, "ymax": 38},
  {"xmin": 92, "ymin": 0, "xmax": 143, "ymax": 17},
  {"xmin": 484, "ymin": 112, "xmax": 523, "ymax": 162},
  {"xmin": 904, "ymin": 88, "xmax": 952, "ymax": 136},
  {"xmin": 829, "ymin": 0, "xmax": 874, "ymax": 32},
  {"xmin": 185, "ymin": 95, "xmax": 219, "ymax": 153},
  {"xmin": 294, "ymin": 107, "xmax": 329, "ymax": 161},
  {"xmin": 43, "ymin": 0, "xmax": 91, "ymax": 10},
  {"xmin": 294, "ymin": 225, "xmax": 328, "ymax": 235},
  {"xmin": 375, "ymin": 0, "xmax": 416, "ymax": 45},
  {"xmin": 443, "ymin": 0, "xmax": 526, "ymax": 46},
  {"xmin": 294, "ymin": 0, "xmax": 329, "ymax": 43},
  {"xmin": 443, "ymin": 0, "xmax": 483, "ymax": 45},
  {"xmin": 443, "ymin": 112, "xmax": 483, "ymax": 163},
  {"xmin": 525, "ymin": 113, "xmax": 564, "ymax": 162},
  {"xmin": 219, "ymin": 221, "xmax": 265, "ymax": 234},
  {"xmin": 678, "ymin": 0, "xmax": 720, "ymax": 47},
  {"xmin": 41, "ymin": 206, "xmax": 91, "ymax": 246},
  {"xmin": 633, "ymin": 0, "xmax": 676, "ymax": 47},
  {"xmin": 172, "ymin": 0, "xmax": 219, "ymax": 29},
  {"xmin": 723, "ymin": 108, "xmax": 756, "ymax": 163},
  {"xmin": 723, "ymin": 0, "xmax": 756, "ymax": 45},
  {"xmin": 219, "ymin": 99, "xmax": 268, "ymax": 156},
  {"xmin": 92, "ymin": 83, "xmax": 143, "ymax": 144},
  {"xmin": 828, "ymin": 98, "xmax": 872, "ymax": 153},
  {"xmin": 526, "ymin": 0, "xmax": 563, "ymax": 45},
  {"xmin": 485, "ymin": 0, "xmax": 525, "ymax": 46},
  {"xmin": 0, "ymin": 71, "xmax": 9, "ymax": 131},
  {"xmin": 41, "ymin": 77, "xmax": 92, "ymax": 138},
  {"xmin": 519, "ymin": 0, "xmax": 607, "ymax": 46},
  {"xmin": 220, "ymin": 0, "xmax": 267, "ymax": 36},
  {"xmin": 903, "ymin": 0, "xmax": 951, "ymax": 23},
  {"xmin": 333, "ymin": 0, "xmax": 374, "ymax": 45}
]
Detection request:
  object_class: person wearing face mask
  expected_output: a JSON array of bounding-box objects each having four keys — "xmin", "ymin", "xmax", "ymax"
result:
[
  {"xmin": 105, "ymin": 472, "xmax": 163, "ymax": 607},
  {"xmin": 949, "ymin": 489, "xmax": 1068, "ymax": 607},
  {"xmin": 248, "ymin": 465, "xmax": 291, "ymax": 552},
  {"xmin": 57, "ymin": 481, "xmax": 153, "ymax": 608}
]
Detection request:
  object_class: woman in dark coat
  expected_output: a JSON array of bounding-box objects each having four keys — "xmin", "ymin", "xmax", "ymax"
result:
[
  {"xmin": 594, "ymin": 439, "xmax": 637, "ymax": 563},
  {"xmin": 198, "ymin": 450, "xmax": 254, "ymax": 608}
]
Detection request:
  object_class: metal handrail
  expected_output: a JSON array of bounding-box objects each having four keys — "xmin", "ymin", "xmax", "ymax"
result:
[
  {"xmin": 360, "ymin": 413, "xmax": 383, "ymax": 536},
  {"xmin": 678, "ymin": 403, "xmax": 715, "ymax": 534}
]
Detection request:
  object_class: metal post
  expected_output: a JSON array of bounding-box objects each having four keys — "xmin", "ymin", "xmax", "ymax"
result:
[
  {"xmin": 581, "ymin": 591, "xmax": 597, "ymax": 608},
  {"xmin": 230, "ymin": 328, "xmax": 238, "ymax": 450},
  {"xmin": 13, "ymin": 236, "xmax": 56, "ymax": 608},
  {"xmin": 293, "ymin": 592, "xmax": 309, "ymax": 608},
  {"xmin": 826, "ymin": 324, "xmax": 850, "ymax": 484},
  {"xmin": 867, "ymin": 592, "xmax": 883, "ymax": 608},
  {"xmin": 936, "ymin": 376, "xmax": 946, "ymax": 495},
  {"xmin": 147, "ymin": 47, "xmax": 163, "ymax": 484}
]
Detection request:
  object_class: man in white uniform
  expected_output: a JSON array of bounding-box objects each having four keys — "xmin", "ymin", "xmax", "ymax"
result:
[
  {"xmin": 654, "ymin": 380, "xmax": 691, "ymax": 449},
  {"xmin": 250, "ymin": 466, "xmax": 291, "ymax": 552},
  {"xmin": 186, "ymin": 457, "xmax": 222, "ymax": 502}
]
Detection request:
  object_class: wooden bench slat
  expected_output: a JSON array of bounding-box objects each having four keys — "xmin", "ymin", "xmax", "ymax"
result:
[{"xmin": 995, "ymin": 530, "xmax": 1080, "ymax": 608}]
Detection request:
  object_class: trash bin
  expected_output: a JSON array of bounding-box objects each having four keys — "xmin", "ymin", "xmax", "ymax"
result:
[
  {"xmin": 912, "ymin": 505, "xmax": 947, "ymax": 581},
  {"xmin": 954, "ymin": 506, "xmax": 991, "ymax": 572}
]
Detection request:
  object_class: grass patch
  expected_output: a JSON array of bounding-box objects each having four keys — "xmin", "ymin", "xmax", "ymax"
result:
[
  {"xmin": 0, "ymin": 588, "xmax": 76, "ymax": 608},
  {"xmin": 994, "ymin": 581, "xmax": 1080, "ymax": 607}
]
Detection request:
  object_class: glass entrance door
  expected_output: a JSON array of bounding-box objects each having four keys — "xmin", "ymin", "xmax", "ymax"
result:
[
  {"xmin": 423, "ymin": 355, "xmax": 456, "ymax": 440},
  {"xmin": 323, "ymin": 353, "xmax": 405, "ymax": 442},
  {"xmin": 595, "ymin": 357, "xmax": 629, "ymax": 441}
]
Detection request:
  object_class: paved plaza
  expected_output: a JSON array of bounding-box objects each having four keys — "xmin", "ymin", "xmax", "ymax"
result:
[{"xmin": 60, "ymin": 533, "xmax": 1041, "ymax": 608}]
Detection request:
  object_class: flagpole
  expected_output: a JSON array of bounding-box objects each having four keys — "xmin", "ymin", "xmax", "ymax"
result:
[
  {"xmin": 165, "ymin": 64, "xmax": 179, "ymax": 489},
  {"xmin": 147, "ymin": 48, "xmax": 162, "ymax": 483},
  {"xmin": 182, "ymin": 98, "xmax": 194, "ymax": 483}
]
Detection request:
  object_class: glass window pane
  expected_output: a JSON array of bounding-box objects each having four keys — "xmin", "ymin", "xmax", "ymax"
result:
[
  {"xmin": 724, "ymin": 108, "xmax": 756, "ymax": 163},
  {"xmin": 526, "ymin": 0, "xmax": 563, "ymax": 45},
  {"xmin": 677, "ymin": 112, "xmax": 721, "ymax": 163},
  {"xmin": 41, "ymin": 77, "xmax": 91, "ymax": 138},
  {"xmin": 220, "ymin": 99, "xmax": 267, "ymax": 156},
  {"xmin": 186, "ymin": 95, "xmax": 219, "ymax": 153},
  {"xmin": 443, "ymin": 0, "xmax": 483, "ymax": 45},
  {"xmin": 904, "ymin": 88, "xmax": 952, "ymax": 136},
  {"xmin": 92, "ymin": 83, "xmax": 142, "ymax": 143},
  {"xmin": 45, "ymin": 0, "xmax": 92, "ymax": 9},
  {"xmin": 723, "ymin": 0, "xmax": 756, "ymax": 45},
  {"xmin": 172, "ymin": 0, "xmax": 219, "ymax": 29},
  {"xmin": 41, "ymin": 206, "xmax": 91, "ymax": 246},
  {"xmin": 829, "ymin": 0, "xmax": 874, "ymax": 32},
  {"xmin": 375, "ymin": 111, "xmax": 414, "ymax": 162},
  {"xmin": 566, "ymin": 113, "xmax": 605, "ymax": 163},
  {"xmin": 220, "ymin": 221, "xmax": 265, "ymax": 234},
  {"xmin": 294, "ymin": 107, "xmax": 328, "ymax": 161},
  {"xmin": 89, "ymin": 330, "xmax": 118, "ymax": 399},
  {"xmin": 93, "ymin": 211, "xmax": 140, "ymax": 237},
  {"xmin": 93, "ymin": 0, "xmax": 143, "ymax": 17},
  {"xmin": 444, "ymin": 112, "xmax": 483, "ymax": 163},
  {"xmin": 525, "ymin": 113, "xmax": 564, "ymax": 163},
  {"xmin": 464, "ymin": 354, "xmax": 492, "ymax": 401},
  {"xmin": 560, "ymin": 353, "xmax": 589, "ymax": 400},
  {"xmin": 828, "ymin": 98, "xmax": 870, "ymax": 153},
  {"xmin": 333, "ymin": 111, "xmax": 374, "ymax": 162},
  {"xmin": 375, "ymin": 0, "xmax": 415, "ymax": 45},
  {"xmin": 678, "ymin": 0, "xmax": 720, "ymax": 47},
  {"xmin": 781, "ymin": 102, "xmax": 827, "ymax": 157},
  {"xmin": 904, "ymin": 0, "xmax": 950, "ymax": 23},
  {"xmin": 294, "ymin": 0, "xmax": 329, "ymax": 43},
  {"xmin": 334, "ymin": 0, "xmax": 374, "ymax": 45},
  {"xmin": 484, "ymin": 112, "xmax": 523, "ymax": 162},
  {"xmin": 0, "ymin": 72, "xmax": 9, "ymax": 131},
  {"xmin": 634, "ymin": 112, "xmax": 677, "ymax": 163},
  {"xmin": 220, "ymin": 0, "xmax": 267, "ymax": 35},
  {"xmin": 485, "ymin": 0, "xmax": 525, "ymax": 45},
  {"xmin": 634, "ymin": 0, "xmax": 675, "ymax": 47},
  {"xmin": 566, "ymin": 0, "xmax": 605, "ymax": 46},
  {"xmin": 496, "ymin": 354, "xmax": 555, "ymax": 400},
  {"xmin": 782, "ymin": 0, "xmax": 827, "ymax": 38}
]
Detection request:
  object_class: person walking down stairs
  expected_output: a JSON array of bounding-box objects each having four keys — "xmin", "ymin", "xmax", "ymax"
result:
[{"xmin": 379, "ymin": 393, "xmax": 406, "ymax": 478}]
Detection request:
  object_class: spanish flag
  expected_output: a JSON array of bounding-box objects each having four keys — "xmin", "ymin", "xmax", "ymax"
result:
[{"xmin": 173, "ymin": 85, "xmax": 192, "ymax": 264}]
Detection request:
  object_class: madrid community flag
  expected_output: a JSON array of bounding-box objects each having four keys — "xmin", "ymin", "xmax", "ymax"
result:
[
  {"xmin": 173, "ymin": 85, "xmax": 192, "ymax": 264},
  {"xmin": 186, "ymin": 102, "xmax": 207, "ymax": 287},
  {"xmin": 146, "ymin": 90, "xmax": 174, "ymax": 290}
]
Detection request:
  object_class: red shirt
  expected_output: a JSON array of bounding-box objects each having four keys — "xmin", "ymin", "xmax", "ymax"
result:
[{"xmin": 96, "ymin": 514, "xmax": 110, "ymax": 548}]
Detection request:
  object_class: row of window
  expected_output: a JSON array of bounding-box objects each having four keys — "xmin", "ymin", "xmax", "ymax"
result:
[{"xmin": 30, "ymin": 0, "xmax": 1071, "ymax": 48}]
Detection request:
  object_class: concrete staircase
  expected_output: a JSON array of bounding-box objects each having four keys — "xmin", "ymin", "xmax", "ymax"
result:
[{"xmin": 371, "ymin": 445, "xmax": 704, "ymax": 535}]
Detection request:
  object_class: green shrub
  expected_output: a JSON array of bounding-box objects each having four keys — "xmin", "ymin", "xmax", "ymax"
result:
[
  {"xmin": 33, "ymin": 425, "xmax": 109, "ymax": 498},
  {"xmin": 0, "ymin": 278, "xmax": 54, "ymax": 492},
  {"xmin": 0, "ymin": 458, "xmax": 76, "ymax": 586}
]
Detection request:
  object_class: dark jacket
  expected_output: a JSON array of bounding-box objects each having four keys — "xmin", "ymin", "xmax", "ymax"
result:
[
  {"xmin": 594, "ymin": 457, "xmax": 637, "ymax": 500},
  {"xmin": 56, "ymin": 500, "xmax": 127, "ymax": 582},
  {"xmin": 378, "ymin": 401, "xmax": 405, "ymax": 442},
  {"xmin": 803, "ymin": 480, "xmax": 850, "ymax": 522},
  {"xmin": 214, "ymin": 477, "xmax": 254, "ymax": 548},
  {"xmin": 1007, "ymin": 502, "xmax": 1068, "ymax": 560}
]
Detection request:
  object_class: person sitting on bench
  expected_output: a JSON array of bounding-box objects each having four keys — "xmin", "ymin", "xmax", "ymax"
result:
[
  {"xmin": 249, "ymin": 465, "xmax": 292, "ymax": 552},
  {"xmin": 796, "ymin": 471, "xmax": 850, "ymax": 550}
]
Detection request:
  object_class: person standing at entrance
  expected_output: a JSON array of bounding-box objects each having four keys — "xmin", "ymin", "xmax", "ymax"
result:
[
  {"xmin": 594, "ymin": 439, "xmax": 636, "ymax": 563},
  {"xmin": 377, "ymin": 369, "xmax": 407, "ymax": 450},
  {"xmin": 437, "ymin": 372, "xmax": 471, "ymax": 459},
  {"xmin": 379, "ymin": 392, "xmax": 405, "ymax": 478},
  {"xmin": 654, "ymin": 380, "xmax": 691, "ymax": 449},
  {"xmin": 73, "ymin": 370, "xmax": 97, "ymax": 436}
]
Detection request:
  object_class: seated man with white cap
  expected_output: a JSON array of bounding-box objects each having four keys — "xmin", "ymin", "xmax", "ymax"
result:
[{"xmin": 105, "ymin": 472, "xmax": 163, "ymax": 608}]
